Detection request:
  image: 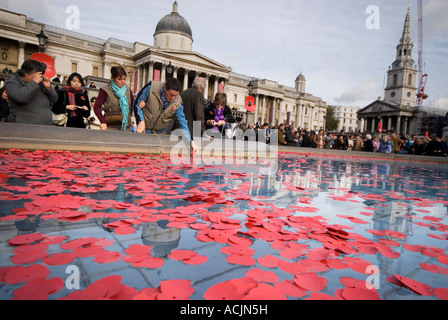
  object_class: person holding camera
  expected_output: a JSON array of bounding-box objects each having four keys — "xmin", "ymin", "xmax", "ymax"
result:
[{"xmin": 5, "ymin": 59, "xmax": 58, "ymax": 125}]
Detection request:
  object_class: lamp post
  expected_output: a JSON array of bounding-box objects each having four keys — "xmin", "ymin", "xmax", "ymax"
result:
[
  {"xmin": 246, "ymin": 80, "xmax": 255, "ymax": 124},
  {"xmin": 247, "ymin": 80, "xmax": 254, "ymax": 95},
  {"xmin": 166, "ymin": 62, "xmax": 174, "ymax": 79},
  {"xmin": 36, "ymin": 29, "xmax": 48, "ymax": 53}
]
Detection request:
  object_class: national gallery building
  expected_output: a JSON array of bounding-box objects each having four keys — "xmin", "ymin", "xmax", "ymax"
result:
[{"xmin": 0, "ymin": 2, "xmax": 328, "ymax": 130}]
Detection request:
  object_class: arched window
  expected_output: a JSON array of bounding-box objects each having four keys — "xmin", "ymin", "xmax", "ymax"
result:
[
  {"xmin": 393, "ymin": 74, "xmax": 398, "ymax": 86},
  {"xmin": 408, "ymin": 74, "xmax": 412, "ymax": 86}
]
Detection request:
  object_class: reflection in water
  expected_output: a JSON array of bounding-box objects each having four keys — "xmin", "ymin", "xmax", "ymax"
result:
[{"xmin": 0, "ymin": 150, "xmax": 447, "ymax": 300}]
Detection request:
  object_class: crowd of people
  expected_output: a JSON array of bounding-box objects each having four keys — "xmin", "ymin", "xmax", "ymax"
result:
[
  {"xmin": 2, "ymin": 59, "xmax": 448, "ymax": 157},
  {"xmin": 271, "ymin": 125, "xmax": 448, "ymax": 157}
]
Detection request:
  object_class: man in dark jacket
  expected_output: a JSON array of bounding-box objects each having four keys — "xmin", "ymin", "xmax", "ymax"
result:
[
  {"xmin": 180, "ymin": 77, "xmax": 206, "ymax": 139},
  {"xmin": 286, "ymin": 127, "xmax": 299, "ymax": 147},
  {"xmin": 425, "ymin": 134, "xmax": 448, "ymax": 157}
]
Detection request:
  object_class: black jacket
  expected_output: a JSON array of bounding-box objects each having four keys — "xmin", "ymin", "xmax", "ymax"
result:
[
  {"xmin": 204, "ymin": 104, "xmax": 236, "ymax": 130},
  {"xmin": 52, "ymin": 88, "xmax": 90, "ymax": 128}
]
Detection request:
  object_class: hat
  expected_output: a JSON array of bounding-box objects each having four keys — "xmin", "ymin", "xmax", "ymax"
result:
[{"xmin": 366, "ymin": 134, "xmax": 372, "ymax": 140}]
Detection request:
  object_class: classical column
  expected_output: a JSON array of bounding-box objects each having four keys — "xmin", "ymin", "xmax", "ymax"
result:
[
  {"xmin": 397, "ymin": 115, "xmax": 402, "ymax": 134},
  {"xmin": 309, "ymin": 106, "xmax": 314, "ymax": 130},
  {"xmin": 403, "ymin": 116, "xmax": 408, "ymax": 135},
  {"xmin": 261, "ymin": 96, "xmax": 267, "ymax": 124},
  {"xmin": 204, "ymin": 74, "xmax": 210, "ymax": 100},
  {"xmin": 183, "ymin": 69, "xmax": 189, "ymax": 91},
  {"xmin": 18, "ymin": 41, "xmax": 25, "ymax": 68},
  {"xmin": 295, "ymin": 105, "xmax": 300, "ymax": 129},
  {"xmin": 148, "ymin": 62, "xmax": 154, "ymax": 83},
  {"xmin": 254, "ymin": 94, "xmax": 259, "ymax": 122},
  {"xmin": 141, "ymin": 65, "xmax": 147, "ymax": 88},
  {"xmin": 161, "ymin": 63, "xmax": 166, "ymax": 82}
]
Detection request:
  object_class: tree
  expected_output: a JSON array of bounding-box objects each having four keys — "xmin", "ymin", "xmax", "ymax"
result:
[{"xmin": 325, "ymin": 106, "xmax": 339, "ymax": 131}]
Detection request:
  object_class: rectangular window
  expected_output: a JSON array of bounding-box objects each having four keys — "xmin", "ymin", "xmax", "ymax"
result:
[{"xmin": 72, "ymin": 63, "xmax": 77, "ymax": 73}]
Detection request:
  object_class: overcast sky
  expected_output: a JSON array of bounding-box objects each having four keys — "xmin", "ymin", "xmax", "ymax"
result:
[{"xmin": 2, "ymin": 0, "xmax": 447, "ymax": 109}]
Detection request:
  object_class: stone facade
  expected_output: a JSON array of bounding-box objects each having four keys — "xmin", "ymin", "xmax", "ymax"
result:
[
  {"xmin": 330, "ymin": 105, "xmax": 360, "ymax": 132},
  {"xmin": 0, "ymin": 3, "xmax": 327, "ymax": 130}
]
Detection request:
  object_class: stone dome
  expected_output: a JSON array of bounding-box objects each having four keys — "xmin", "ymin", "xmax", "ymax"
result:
[
  {"xmin": 296, "ymin": 72, "xmax": 306, "ymax": 82},
  {"xmin": 154, "ymin": 2, "xmax": 193, "ymax": 40}
]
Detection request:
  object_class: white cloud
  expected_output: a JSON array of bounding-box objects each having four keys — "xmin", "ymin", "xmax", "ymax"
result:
[{"xmin": 334, "ymin": 79, "xmax": 383, "ymax": 105}]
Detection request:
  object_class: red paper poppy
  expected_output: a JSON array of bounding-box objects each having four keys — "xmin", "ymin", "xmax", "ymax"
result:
[
  {"xmin": 114, "ymin": 227, "xmax": 136, "ymax": 235},
  {"xmin": 11, "ymin": 249, "xmax": 49, "ymax": 264},
  {"xmin": 243, "ymin": 283, "xmax": 287, "ymax": 300},
  {"xmin": 257, "ymin": 255, "xmax": 283, "ymax": 268},
  {"xmin": 279, "ymin": 260, "xmax": 307, "ymax": 275},
  {"xmin": 245, "ymin": 268, "xmax": 278, "ymax": 283},
  {"xmin": 124, "ymin": 244, "xmax": 152, "ymax": 256},
  {"xmin": 169, "ymin": 250, "xmax": 198, "ymax": 261},
  {"xmin": 220, "ymin": 246, "xmax": 254, "ymax": 256},
  {"xmin": 343, "ymin": 257, "xmax": 375, "ymax": 274},
  {"xmin": 109, "ymin": 285, "xmax": 139, "ymax": 300},
  {"xmin": 4, "ymin": 264, "xmax": 49, "ymax": 284},
  {"xmin": 434, "ymin": 288, "xmax": 448, "ymax": 300},
  {"xmin": 73, "ymin": 245, "xmax": 106, "ymax": 258},
  {"xmin": 8, "ymin": 233, "xmax": 46, "ymax": 246},
  {"xmin": 294, "ymin": 272, "xmax": 327, "ymax": 291},
  {"xmin": 326, "ymin": 258, "xmax": 348, "ymax": 270},
  {"xmin": 89, "ymin": 275, "xmax": 124, "ymax": 298},
  {"xmin": 275, "ymin": 280, "xmax": 307, "ymax": 298},
  {"xmin": 389, "ymin": 274, "xmax": 434, "ymax": 296},
  {"xmin": 13, "ymin": 243, "xmax": 48, "ymax": 254},
  {"xmin": 306, "ymin": 292, "xmax": 339, "ymax": 300},
  {"xmin": 42, "ymin": 252, "xmax": 76, "ymax": 265},
  {"xmin": 340, "ymin": 287, "xmax": 381, "ymax": 300},
  {"xmin": 159, "ymin": 279, "xmax": 194, "ymax": 300},
  {"xmin": 226, "ymin": 254, "xmax": 255, "ymax": 266},
  {"xmin": 183, "ymin": 255, "xmax": 208, "ymax": 265},
  {"xmin": 203, "ymin": 281, "xmax": 242, "ymax": 300},
  {"xmin": 132, "ymin": 257, "xmax": 164, "ymax": 269},
  {"xmin": 13, "ymin": 277, "xmax": 64, "ymax": 300},
  {"xmin": 340, "ymin": 277, "xmax": 372, "ymax": 289},
  {"xmin": 93, "ymin": 251, "xmax": 122, "ymax": 264}
]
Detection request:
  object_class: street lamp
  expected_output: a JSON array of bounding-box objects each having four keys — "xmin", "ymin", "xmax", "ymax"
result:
[
  {"xmin": 36, "ymin": 29, "xmax": 48, "ymax": 53},
  {"xmin": 166, "ymin": 62, "xmax": 174, "ymax": 79},
  {"xmin": 247, "ymin": 80, "xmax": 254, "ymax": 95}
]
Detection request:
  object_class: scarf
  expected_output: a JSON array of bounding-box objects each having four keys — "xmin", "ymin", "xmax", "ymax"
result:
[
  {"xmin": 110, "ymin": 81, "xmax": 129, "ymax": 131},
  {"xmin": 62, "ymin": 86, "xmax": 83, "ymax": 117},
  {"xmin": 212, "ymin": 106, "xmax": 225, "ymax": 133}
]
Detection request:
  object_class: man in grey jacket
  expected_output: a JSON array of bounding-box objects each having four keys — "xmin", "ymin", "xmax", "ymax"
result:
[{"xmin": 6, "ymin": 60, "xmax": 58, "ymax": 125}]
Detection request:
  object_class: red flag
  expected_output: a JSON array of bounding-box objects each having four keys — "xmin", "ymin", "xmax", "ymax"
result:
[
  {"xmin": 425, "ymin": 131, "xmax": 429, "ymax": 139},
  {"xmin": 378, "ymin": 121, "xmax": 382, "ymax": 133}
]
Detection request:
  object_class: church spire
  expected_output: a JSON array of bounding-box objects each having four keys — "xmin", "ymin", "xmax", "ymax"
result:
[{"xmin": 400, "ymin": 6, "xmax": 412, "ymax": 44}]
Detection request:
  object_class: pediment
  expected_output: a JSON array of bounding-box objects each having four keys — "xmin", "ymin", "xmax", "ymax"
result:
[
  {"xmin": 358, "ymin": 100, "xmax": 400, "ymax": 115},
  {"xmin": 142, "ymin": 48, "xmax": 231, "ymax": 73}
]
